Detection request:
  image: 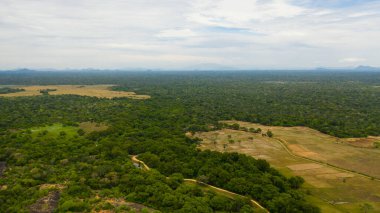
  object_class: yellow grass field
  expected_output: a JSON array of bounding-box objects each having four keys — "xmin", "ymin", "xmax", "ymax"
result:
[
  {"xmin": 0, "ymin": 85, "xmax": 150, "ymax": 99},
  {"xmin": 193, "ymin": 121, "xmax": 380, "ymax": 212}
]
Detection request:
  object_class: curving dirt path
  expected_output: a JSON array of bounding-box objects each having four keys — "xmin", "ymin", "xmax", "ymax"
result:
[
  {"xmin": 130, "ymin": 155, "xmax": 269, "ymax": 213},
  {"xmin": 131, "ymin": 155, "xmax": 151, "ymax": 171}
]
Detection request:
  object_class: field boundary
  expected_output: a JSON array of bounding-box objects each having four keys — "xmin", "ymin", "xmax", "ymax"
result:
[
  {"xmin": 130, "ymin": 155, "xmax": 269, "ymax": 212},
  {"xmin": 273, "ymin": 137, "xmax": 380, "ymax": 182}
]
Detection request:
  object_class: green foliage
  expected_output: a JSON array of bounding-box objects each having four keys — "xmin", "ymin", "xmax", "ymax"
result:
[
  {"xmin": 267, "ymin": 130, "xmax": 273, "ymax": 138},
  {"xmin": 59, "ymin": 199, "xmax": 90, "ymax": 212},
  {"xmin": 77, "ymin": 129, "xmax": 85, "ymax": 136},
  {"xmin": 39, "ymin": 88, "xmax": 57, "ymax": 95},
  {"xmin": 360, "ymin": 203, "xmax": 374, "ymax": 213},
  {"xmin": 374, "ymin": 142, "xmax": 380, "ymax": 149},
  {"xmin": 289, "ymin": 176, "xmax": 305, "ymax": 189},
  {"xmin": 0, "ymin": 87, "xmax": 24, "ymax": 94}
]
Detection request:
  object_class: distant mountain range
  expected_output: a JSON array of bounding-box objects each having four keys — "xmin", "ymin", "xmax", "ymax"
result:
[{"xmin": 1, "ymin": 65, "xmax": 380, "ymax": 72}]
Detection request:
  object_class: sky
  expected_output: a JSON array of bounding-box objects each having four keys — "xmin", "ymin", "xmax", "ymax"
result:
[{"xmin": 0, "ymin": 0, "xmax": 379, "ymax": 70}]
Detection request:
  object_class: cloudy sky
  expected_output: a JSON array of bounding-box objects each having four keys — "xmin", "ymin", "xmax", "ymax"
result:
[{"xmin": 0, "ymin": 0, "xmax": 379, "ymax": 69}]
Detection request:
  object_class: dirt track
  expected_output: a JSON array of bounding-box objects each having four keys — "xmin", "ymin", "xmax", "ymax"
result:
[{"xmin": 130, "ymin": 155, "xmax": 269, "ymax": 212}]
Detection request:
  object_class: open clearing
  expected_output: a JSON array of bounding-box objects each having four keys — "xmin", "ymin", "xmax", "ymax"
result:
[
  {"xmin": 0, "ymin": 85, "xmax": 150, "ymax": 99},
  {"xmin": 30, "ymin": 124, "xmax": 79, "ymax": 138},
  {"xmin": 222, "ymin": 121, "xmax": 380, "ymax": 178},
  {"xmin": 29, "ymin": 122, "xmax": 108, "ymax": 138},
  {"xmin": 193, "ymin": 121, "xmax": 380, "ymax": 212},
  {"xmin": 92, "ymin": 197, "xmax": 157, "ymax": 213},
  {"xmin": 29, "ymin": 191, "xmax": 60, "ymax": 213},
  {"xmin": 79, "ymin": 122, "xmax": 108, "ymax": 134}
]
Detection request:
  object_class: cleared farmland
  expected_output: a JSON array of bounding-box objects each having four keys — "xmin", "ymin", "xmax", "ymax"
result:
[
  {"xmin": 0, "ymin": 85, "xmax": 150, "ymax": 99},
  {"xmin": 193, "ymin": 121, "xmax": 380, "ymax": 212},
  {"xmin": 221, "ymin": 121, "xmax": 380, "ymax": 178}
]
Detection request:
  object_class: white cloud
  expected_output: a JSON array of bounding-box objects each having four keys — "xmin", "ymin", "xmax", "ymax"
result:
[
  {"xmin": 187, "ymin": 0, "xmax": 305, "ymax": 27},
  {"xmin": 156, "ymin": 29, "xmax": 197, "ymax": 38},
  {"xmin": 339, "ymin": 57, "xmax": 367, "ymax": 63},
  {"xmin": 0, "ymin": 0, "xmax": 379, "ymax": 69}
]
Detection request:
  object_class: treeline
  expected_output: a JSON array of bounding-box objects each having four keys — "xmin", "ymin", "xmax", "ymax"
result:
[{"xmin": 0, "ymin": 87, "xmax": 24, "ymax": 94}]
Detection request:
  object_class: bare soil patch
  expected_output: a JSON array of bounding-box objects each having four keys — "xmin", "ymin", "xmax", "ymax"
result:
[
  {"xmin": 287, "ymin": 145, "xmax": 319, "ymax": 158},
  {"xmin": 317, "ymin": 173, "xmax": 354, "ymax": 179},
  {"xmin": 287, "ymin": 163, "xmax": 322, "ymax": 171},
  {"xmin": 0, "ymin": 85, "xmax": 150, "ymax": 99},
  {"xmin": 345, "ymin": 137, "xmax": 380, "ymax": 148},
  {"xmin": 125, "ymin": 202, "xmax": 156, "ymax": 212},
  {"xmin": 92, "ymin": 197, "xmax": 156, "ymax": 213},
  {"xmin": 29, "ymin": 191, "xmax": 60, "ymax": 213}
]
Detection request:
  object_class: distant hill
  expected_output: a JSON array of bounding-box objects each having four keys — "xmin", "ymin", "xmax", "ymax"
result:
[
  {"xmin": 354, "ymin": 65, "xmax": 380, "ymax": 71},
  {"xmin": 315, "ymin": 66, "xmax": 380, "ymax": 72},
  {"xmin": 0, "ymin": 68, "xmax": 37, "ymax": 74}
]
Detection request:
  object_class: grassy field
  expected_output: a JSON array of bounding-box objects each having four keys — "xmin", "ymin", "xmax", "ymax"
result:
[
  {"xmin": 30, "ymin": 124, "xmax": 79, "ymax": 138},
  {"xmin": 194, "ymin": 121, "xmax": 380, "ymax": 212},
  {"xmin": 222, "ymin": 121, "xmax": 380, "ymax": 178},
  {"xmin": 0, "ymin": 85, "xmax": 150, "ymax": 99},
  {"xmin": 29, "ymin": 122, "xmax": 109, "ymax": 138}
]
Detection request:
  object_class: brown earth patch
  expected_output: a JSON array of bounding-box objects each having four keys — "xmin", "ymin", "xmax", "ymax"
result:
[
  {"xmin": 316, "ymin": 173, "xmax": 354, "ymax": 179},
  {"xmin": 92, "ymin": 197, "xmax": 156, "ymax": 213},
  {"xmin": 104, "ymin": 198, "xmax": 127, "ymax": 207},
  {"xmin": 287, "ymin": 163, "xmax": 323, "ymax": 171},
  {"xmin": 344, "ymin": 137, "xmax": 380, "ymax": 148},
  {"xmin": 125, "ymin": 202, "xmax": 156, "ymax": 212},
  {"xmin": 29, "ymin": 191, "xmax": 60, "ymax": 213},
  {"xmin": 185, "ymin": 132, "xmax": 193, "ymax": 137},
  {"xmin": 287, "ymin": 144, "xmax": 319, "ymax": 157}
]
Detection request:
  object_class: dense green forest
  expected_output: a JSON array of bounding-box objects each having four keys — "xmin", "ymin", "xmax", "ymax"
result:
[
  {"xmin": 1, "ymin": 70, "xmax": 379, "ymax": 137},
  {"xmin": 1, "ymin": 70, "xmax": 379, "ymax": 212}
]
